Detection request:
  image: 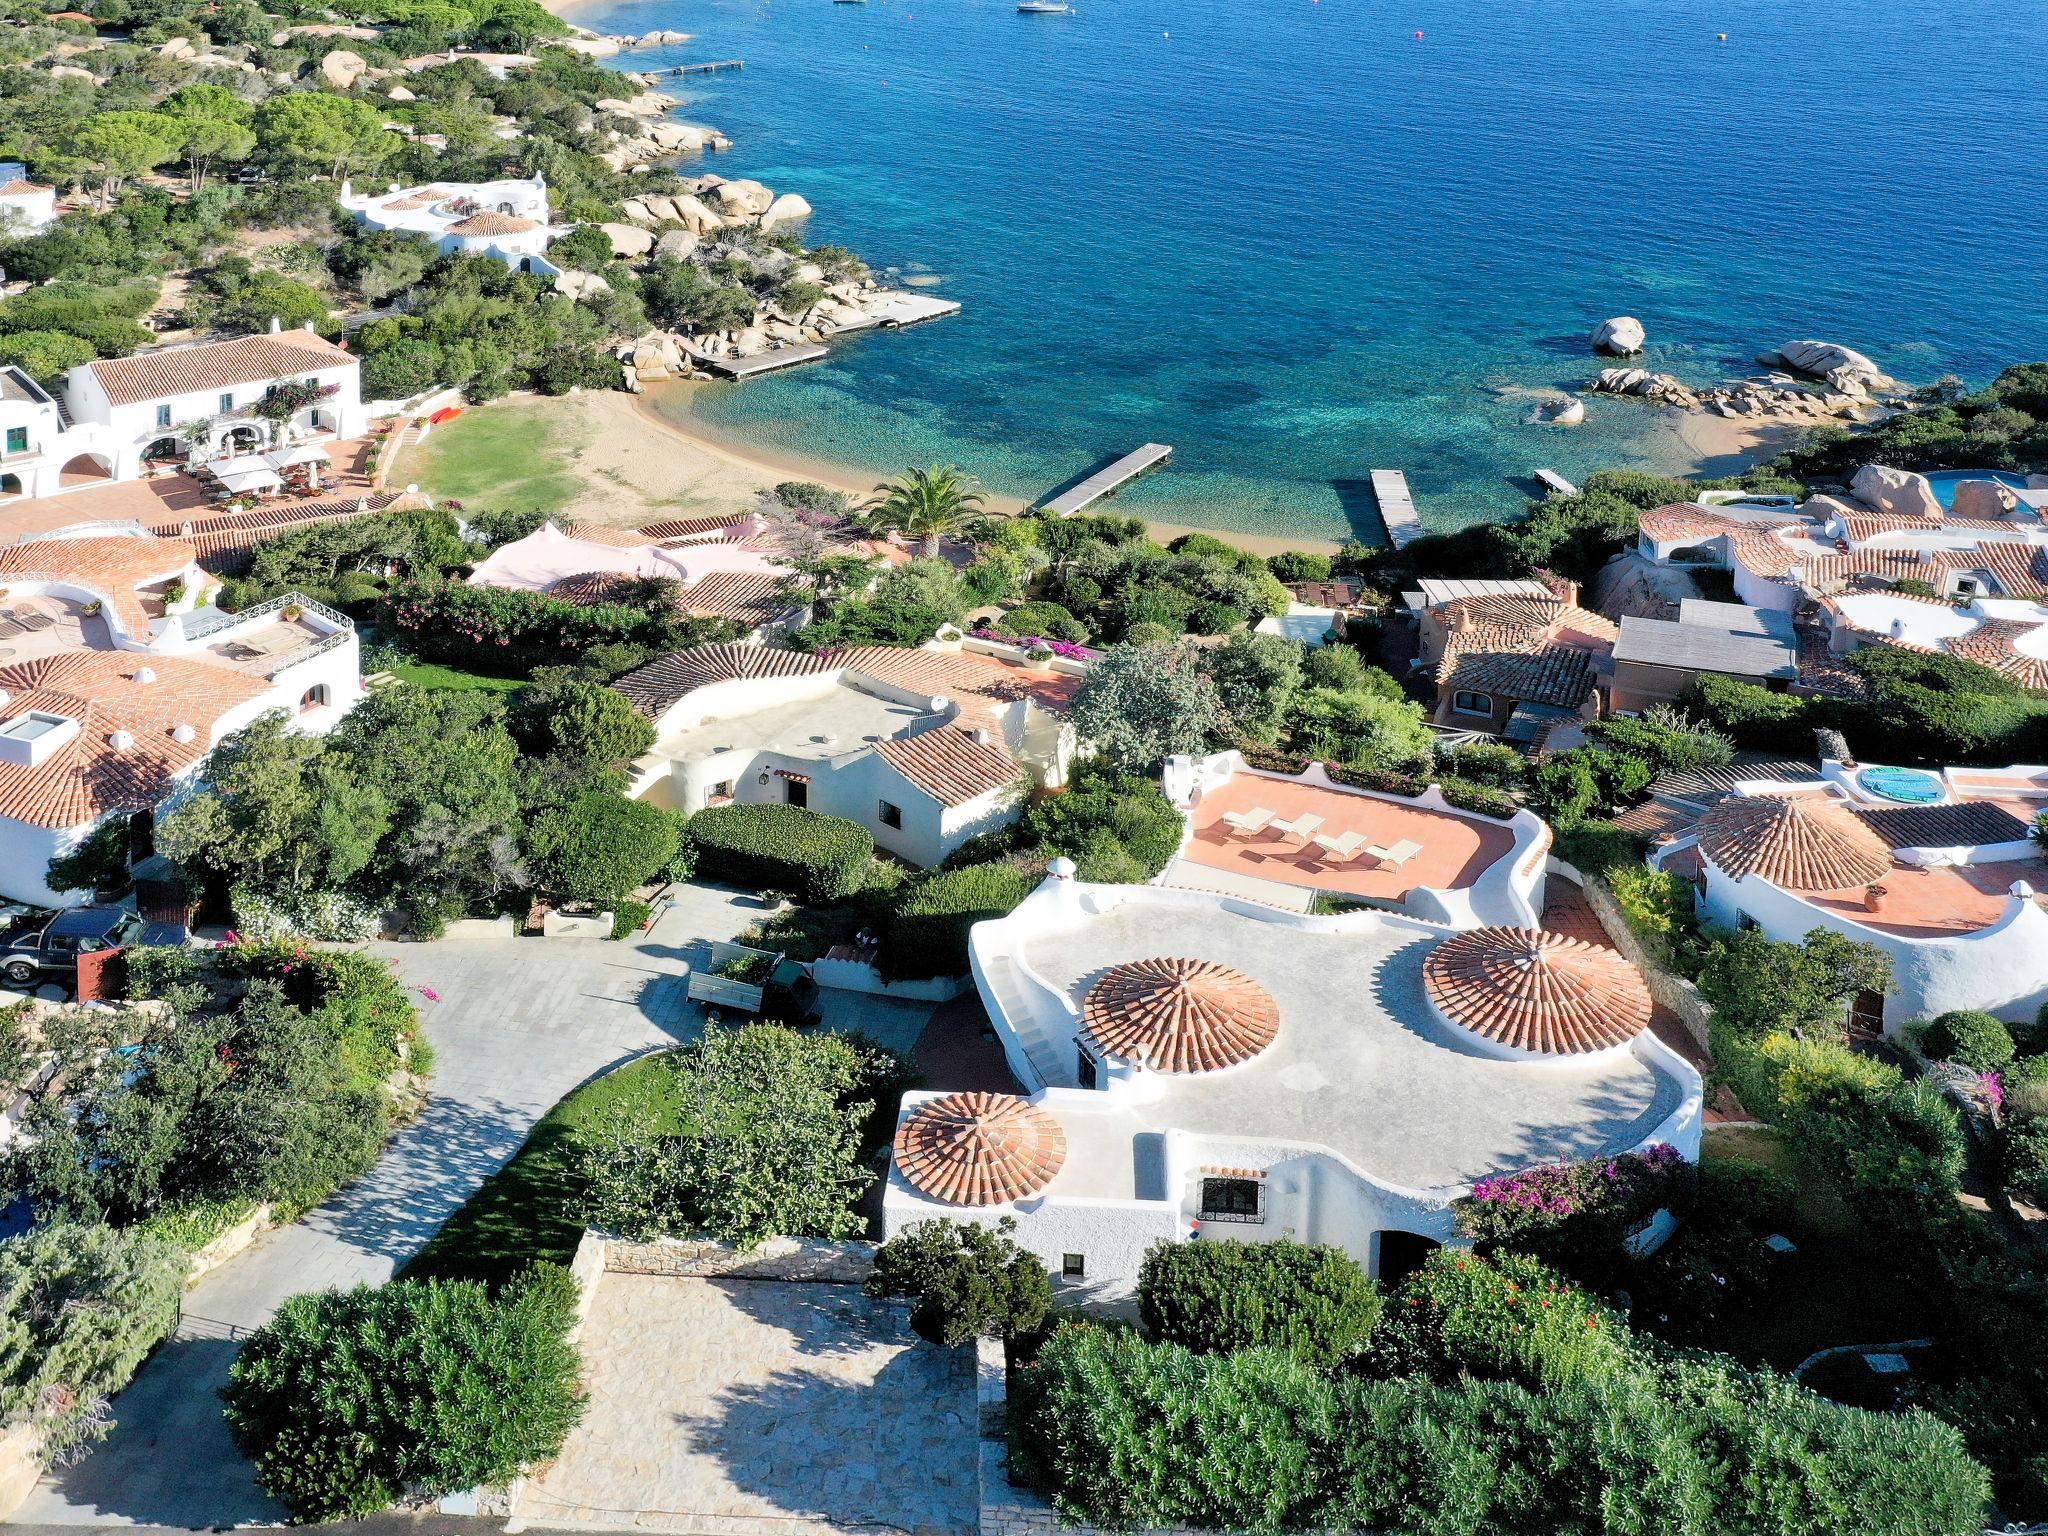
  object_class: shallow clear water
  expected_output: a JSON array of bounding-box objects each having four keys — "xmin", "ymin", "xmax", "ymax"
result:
[{"xmin": 584, "ymin": 0, "xmax": 2048, "ymax": 541}]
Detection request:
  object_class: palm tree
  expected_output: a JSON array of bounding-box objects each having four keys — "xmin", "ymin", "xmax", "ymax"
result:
[{"xmin": 864, "ymin": 464, "xmax": 991, "ymax": 557}]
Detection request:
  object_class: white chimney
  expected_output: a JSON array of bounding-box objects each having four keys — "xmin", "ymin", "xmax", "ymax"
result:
[
  {"xmin": 971, "ymin": 726, "xmax": 992, "ymax": 746},
  {"xmin": 1889, "ymin": 618, "xmax": 1907, "ymax": 640},
  {"xmin": 171, "ymin": 723, "xmax": 196, "ymax": 744},
  {"xmin": 269, "ymin": 316, "xmax": 281, "ymax": 333},
  {"xmin": 107, "ymin": 729, "xmax": 135, "ymax": 751},
  {"xmin": 133, "ymin": 666, "xmax": 156, "ymax": 684}
]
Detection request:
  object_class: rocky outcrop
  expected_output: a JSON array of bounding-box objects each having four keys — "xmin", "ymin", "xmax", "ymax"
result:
[
  {"xmin": 668, "ymin": 193, "xmax": 725, "ymax": 234},
  {"xmin": 601, "ymin": 223, "xmax": 655, "ymax": 259},
  {"xmin": 654, "ymin": 228, "xmax": 700, "ymax": 260},
  {"xmin": 638, "ymin": 28, "xmax": 690, "ymax": 44},
  {"xmin": 386, "ymin": 83, "xmax": 416, "ymax": 101},
  {"xmin": 1757, "ymin": 340, "xmax": 1898, "ymax": 397},
  {"xmin": 319, "ymin": 49, "xmax": 369, "ymax": 88},
  {"xmin": 1538, "ymin": 396, "xmax": 1586, "ymax": 425},
  {"xmin": 554, "ymin": 269, "xmax": 611, "ymax": 299},
  {"xmin": 1590, "ymin": 316, "xmax": 1645, "ymax": 356},
  {"xmin": 1950, "ymin": 479, "xmax": 2024, "ymax": 520},
  {"xmin": 1850, "ymin": 464, "xmax": 1943, "ymax": 520},
  {"xmin": 709, "ymin": 179, "xmax": 775, "ymax": 217},
  {"xmin": 630, "ymin": 331, "xmax": 688, "ymax": 382},
  {"xmin": 1592, "ymin": 368, "xmax": 1699, "ymax": 408},
  {"xmin": 759, "ymin": 192, "xmax": 813, "ymax": 232}
]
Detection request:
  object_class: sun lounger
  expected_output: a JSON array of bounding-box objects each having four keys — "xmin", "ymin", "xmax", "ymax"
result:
[
  {"xmin": 1221, "ymin": 807, "xmax": 1277, "ymax": 838},
  {"xmin": 1269, "ymin": 812, "xmax": 1326, "ymax": 845},
  {"xmin": 1311, "ymin": 829, "xmax": 1369, "ymax": 863},
  {"xmin": 1367, "ymin": 838, "xmax": 1424, "ymax": 869}
]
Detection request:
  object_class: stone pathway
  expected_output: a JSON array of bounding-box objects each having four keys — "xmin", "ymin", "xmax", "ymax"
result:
[
  {"xmin": 519, "ymin": 1273, "xmax": 978, "ymax": 1536},
  {"xmin": 15, "ymin": 885, "xmax": 774, "ymax": 1530}
]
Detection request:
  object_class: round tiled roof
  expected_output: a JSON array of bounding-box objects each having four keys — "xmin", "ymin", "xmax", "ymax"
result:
[
  {"xmin": 1080, "ymin": 957, "xmax": 1279, "ymax": 1074},
  {"xmin": 447, "ymin": 211, "xmax": 538, "ymax": 235},
  {"xmin": 1423, "ymin": 927, "xmax": 1652, "ymax": 1056},
  {"xmin": 893, "ymin": 1092, "xmax": 1066, "ymax": 1206},
  {"xmin": 1695, "ymin": 792, "xmax": 1892, "ymax": 892}
]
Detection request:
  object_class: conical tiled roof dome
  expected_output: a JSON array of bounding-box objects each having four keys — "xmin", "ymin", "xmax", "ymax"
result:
[
  {"xmin": 1080, "ymin": 957, "xmax": 1279, "ymax": 1074},
  {"xmin": 1695, "ymin": 793, "xmax": 1892, "ymax": 892},
  {"xmin": 893, "ymin": 1092, "xmax": 1066, "ymax": 1206},
  {"xmin": 1423, "ymin": 927, "xmax": 1652, "ymax": 1056}
]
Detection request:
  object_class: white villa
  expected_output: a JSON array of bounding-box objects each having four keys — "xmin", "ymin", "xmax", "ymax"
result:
[
  {"xmin": 0, "ymin": 328, "xmax": 366, "ymax": 501},
  {"xmin": 1651, "ymin": 755, "xmax": 2048, "ymax": 1033},
  {"xmin": 0, "ymin": 525, "xmax": 363, "ymax": 906},
  {"xmin": 0, "ymin": 175, "xmax": 58, "ymax": 232},
  {"xmin": 339, "ymin": 176, "xmax": 567, "ymax": 277},
  {"xmin": 612, "ymin": 636, "xmax": 1081, "ymax": 868}
]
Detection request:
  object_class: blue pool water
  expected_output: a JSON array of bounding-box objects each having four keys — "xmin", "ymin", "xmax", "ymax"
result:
[
  {"xmin": 581, "ymin": 0, "xmax": 2048, "ymax": 542},
  {"xmin": 1925, "ymin": 469, "xmax": 2035, "ymax": 511},
  {"xmin": 1858, "ymin": 766, "xmax": 1945, "ymax": 805}
]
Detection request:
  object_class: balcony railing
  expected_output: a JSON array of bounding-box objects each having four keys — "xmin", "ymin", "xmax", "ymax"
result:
[{"xmin": 180, "ymin": 589, "xmax": 350, "ymax": 642}]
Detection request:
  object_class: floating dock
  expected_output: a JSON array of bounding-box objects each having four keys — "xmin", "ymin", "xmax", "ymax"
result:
[
  {"xmin": 697, "ymin": 342, "xmax": 829, "ymax": 379},
  {"xmin": 1369, "ymin": 469, "xmax": 1423, "ymax": 549},
  {"xmin": 861, "ymin": 291, "xmax": 962, "ymax": 329},
  {"xmin": 1040, "ymin": 443, "xmax": 1174, "ymax": 517},
  {"xmin": 644, "ymin": 59, "xmax": 743, "ymax": 76},
  {"xmin": 1533, "ymin": 469, "xmax": 1580, "ymax": 498}
]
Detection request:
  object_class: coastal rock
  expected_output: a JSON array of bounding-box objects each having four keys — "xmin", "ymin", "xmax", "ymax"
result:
[
  {"xmin": 387, "ymin": 83, "xmax": 416, "ymax": 101},
  {"xmin": 1850, "ymin": 464, "xmax": 1942, "ymax": 520},
  {"xmin": 813, "ymin": 299, "xmax": 877, "ymax": 336},
  {"xmin": 320, "ymin": 49, "xmax": 369, "ymax": 88},
  {"xmin": 1591, "ymin": 368, "xmax": 1700, "ymax": 409},
  {"xmin": 669, "ymin": 194, "xmax": 725, "ymax": 234},
  {"xmin": 1590, "ymin": 316, "xmax": 1645, "ymax": 356},
  {"xmin": 730, "ymin": 325, "xmax": 767, "ymax": 355},
  {"xmin": 1802, "ymin": 494, "xmax": 1864, "ymax": 526},
  {"xmin": 682, "ymin": 175, "xmax": 725, "ymax": 194},
  {"xmin": 48, "ymin": 62, "xmax": 97, "ymax": 79},
  {"xmin": 600, "ymin": 222, "xmax": 656, "ymax": 259},
  {"xmin": 1950, "ymin": 479, "xmax": 2024, "ymax": 520},
  {"xmin": 648, "ymin": 122, "xmax": 704, "ymax": 151},
  {"xmin": 1759, "ymin": 340, "xmax": 1898, "ymax": 395},
  {"xmin": 156, "ymin": 36, "xmax": 196, "ymax": 58},
  {"xmin": 631, "ymin": 332, "xmax": 686, "ymax": 380},
  {"xmin": 1539, "ymin": 396, "xmax": 1586, "ymax": 426},
  {"xmin": 554, "ymin": 269, "xmax": 611, "ymax": 299},
  {"xmin": 764, "ymin": 319, "xmax": 808, "ymax": 342},
  {"xmin": 792, "ymin": 261, "xmax": 825, "ymax": 284},
  {"xmin": 710, "ymin": 179, "xmax": 775, "ymax": 217},
  {"xmin": 595, "ymin": 97, "xmax": 633, "ymax": 113},
  {"xmin": 759, "ymin": 192, "xmax": 813, "ymax": 232},
  {"xmin": 654, "ymin": 229, "xmax": 700, "ymax": 260}
]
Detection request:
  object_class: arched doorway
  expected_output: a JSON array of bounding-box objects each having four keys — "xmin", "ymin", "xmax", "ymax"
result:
[
  {"xmin": 1375, "ymin": 1230, "xmax": 1442, "ymax": 1288},
  {"xmin": 221, "ymin": 424, "xmax": 263, "ymax": 454},
  {"xmin": 143, "ymin": 436, "xmax": 183, "ymax": 464},
  {"xmin": 0, "ymin": 473, "xmax": 22, "ymax": 499},
  {"xmin": 58, "ymin": 452, "xmax": 114, "ymax": 487}
]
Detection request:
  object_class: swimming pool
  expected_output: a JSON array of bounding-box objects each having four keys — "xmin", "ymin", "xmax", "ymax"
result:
[
  {"xmin": 1924, "ymin": 469, "xmax": 2034, "ymax": 511},
  {"xmin": 1858, "ymin": 765, "xmax": 1946, "ymax": 805}
]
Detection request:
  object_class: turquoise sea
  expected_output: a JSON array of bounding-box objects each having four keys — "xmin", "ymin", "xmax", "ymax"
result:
[{"xmin": 580, "ymin": 0, "xmax": 2048, "ymax": 542}]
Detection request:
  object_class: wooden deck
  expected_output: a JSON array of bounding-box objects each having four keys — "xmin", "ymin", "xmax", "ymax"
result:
[
  {"xmin": 1369, "ymin": 468, "xmax": 1423, "ymax": 549},
  {"xmin": 1039, "ymin": 443, "xmax": 1172, "ymax": 517},
  {"xmin": 696, "ymin": 343, "xmax": 829, "ymax": 379},
  {"xmin": 1534, "ymin": 469, "xmax": 1580, "ymax": 497}
]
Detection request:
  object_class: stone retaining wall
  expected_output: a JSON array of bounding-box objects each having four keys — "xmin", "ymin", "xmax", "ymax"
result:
[
  {"xmin": 576, "ymin": 1231, "xmax": 878, "ymax": 1285},
  {"xmin": 1552, "ymin": 858, "xmax": 1714, "ymax": 1052}
]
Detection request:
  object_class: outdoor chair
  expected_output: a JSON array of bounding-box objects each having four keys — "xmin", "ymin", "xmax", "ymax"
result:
[
  {"xmin": 1270, "ymin": 812, "xmax": 1326, "ymax": 845},
  {"xmin": 1311, "ymin": 829, "xmax": 1369, "ymax": 863},
  {"xmin": 0, "ymin": 621, "xmax": 21, "ymax": 640},
  {"xmin": 17, "ymin": 611, "xmax": 54, "ymax": 632},
  {"xmin": 1367, "ymin": 838, "xmax": 1424, "ymax": 869},
  {"xmin": 1221, "ymin": 807, "xmax": 1277, "ymax": 838}
]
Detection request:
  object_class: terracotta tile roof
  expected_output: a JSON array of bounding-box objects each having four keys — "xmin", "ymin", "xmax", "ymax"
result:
[
  {"xmin": 1080, "ymin": 956, "xmax": 1279, "ymax": 1074},
  {"xmin": 0, "ymin": 651, "xmax": 267, "ymax": 829},
  {"xmin": 1837, "ymin": 510, "xmax": 2032, "ymax": 541},
  {"xmin": 872, "ymin": 728, "xmax": 1020, "ymax": 807},
  {"xmin": 1942, "ymin": 620, "xmax": 2048, "ymax": 690},
  {"xmin": 611, "ymin": 643, "xmax": 832, "ymax": 717},
  {"xmin": 1852, "ymin": 802, "xmax": 2033, "ymax": 850},
  {"xmin": 0, "ymin": 180, "xmax": 53, "ymax": 197},
  {"xmin": 0, "ymin": 535, "xmax": 196, "ymax": 638},
  {"xmin": 1609, "ymin": 798, "xmax": 1701, "ymax": 841},
  {"xmin": 1423, "ymin": 926, "xmax": 1652, "ymax": 1056},
  {"xmin": 637, "ymin": 514, "xmax": 757, "ymax": 542},
  {"xmin": 1953, "ymin": 542, "xmax": 2048, "ymax": 598},
  {"xmin": 446, "ymin": 211, "xmax": 537, "ymax": 235},
  {"xmin": 380, "ymin": 186, "xmax": 448, "ymax": 210},
  {"xmin": 1636, "ymin": 503, "xmax": 1765, "ymax": 543},
  {"xmin": 893, "ymin": 1091, "xmax": 1066, "ymax": 1206},
  {"xmin": 145, "ymin": 493, "xmax": 399, "ymax": 572},
  {"xmin": 836, "ymin": 646, "xmax": 1081, "ymax": 721},
  {"xmin": 1647, "ymin": 759, "xmax": 1822, "ymax": 806},
  {"xmin": 85, "ymin": 331, "xmax": 352, "ymax": 408},
  {"xmin": 1438, "ymin": 629, "xmax": 1598, "ymax": 710},
  {"xmin": 1695, "ymin": 793, "xmax": 1894, "ymax": 892},
  {"xmin": 680, "ymin": 571, "xmax": 808, "ymax": 628},
  {"xmin": 564, "ymin": 522, "xmax": 660, "ymax": 548}
]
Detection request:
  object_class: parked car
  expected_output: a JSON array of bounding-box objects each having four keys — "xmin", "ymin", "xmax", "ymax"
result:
[{"xmin": 0, "ymin": 906, "xmax": 187, "ymax": 988}]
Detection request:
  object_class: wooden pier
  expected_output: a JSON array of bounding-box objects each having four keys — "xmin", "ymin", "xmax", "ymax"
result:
[
  {"xmin": 697, "ymin": 342, "xmax": 828, "ymax": 379},
  {"xmin": 1533, "ymin": 469, "xmax": 1580, "ymax": 498},
  {"xmin": 1369, "ymin": 469, "xmax": 1423, "ymax": 550},
  {"xmin": 644, "ymin": 59, "xmax": 743, "ymax": 76},
  {"xmin": 1039, "ymin": 443, "xmax": 1173, "ymax": 517}
]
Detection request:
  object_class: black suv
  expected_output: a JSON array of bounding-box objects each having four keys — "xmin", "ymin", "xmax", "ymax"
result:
[{"xmin": 0, "ymin": 906, "xmax": 186, "ymax": 987}]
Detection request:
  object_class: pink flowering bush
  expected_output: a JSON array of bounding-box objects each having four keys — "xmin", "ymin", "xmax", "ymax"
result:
[
  {"xmin": 967, "ymin": 628, "xmax": 1100, "ymax": 662},
  {"xmin": 1454, "ymin": 1144, "xmax": 1690, "ymax": 1276}
]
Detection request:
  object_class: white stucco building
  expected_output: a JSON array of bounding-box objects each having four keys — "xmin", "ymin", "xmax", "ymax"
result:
[
  {"xmin": 0, "ymin": 525, "xmax": 363, "ymax": 906},
  {"xmin": 0, "ymin": 328, "xmax": 366, "ymax": 499},
  {"xmin": 612, "ymin": 637, "xmax": 1081, "ymax": 868},
  {"xmin": 339, "ymin": 177, "xmax": 567, "ymax": 277},
  {"xmin": 1653, "ymin": 757, "xmax": 2048, "ymax": 1031},
  {"xmin": 0, "ymin": 176, "xmax": 58, "ymax": 232},
  {"xmin": 883, "ymin": 870, "xmax": 1702, "ymax": 1304}
]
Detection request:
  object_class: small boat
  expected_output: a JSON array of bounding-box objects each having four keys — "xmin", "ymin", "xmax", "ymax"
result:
[{"xmin": 1018, "ymin": 2, "xmax": 1071, "ymax": 12}]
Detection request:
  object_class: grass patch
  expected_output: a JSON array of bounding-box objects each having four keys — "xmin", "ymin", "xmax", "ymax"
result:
[
  {"xmin": 386, "ymin": 658, "xmax": 526, "ymax": 694},
  {"xmin": 402, "ymin": 1053, "xmax": 682, "ymax": 1290},
  {"xmin": 404, "ymin": 399, "xmax": 588, "ymax": 518}
]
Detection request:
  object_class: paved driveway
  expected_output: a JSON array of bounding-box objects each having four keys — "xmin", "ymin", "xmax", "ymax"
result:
[{"xmin": 17, "ymin": 885, "xmax": 770, "ymax": 1529}]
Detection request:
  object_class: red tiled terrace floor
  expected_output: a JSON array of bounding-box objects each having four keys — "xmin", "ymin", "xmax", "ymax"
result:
[
  {"xmin": 1804, "ymin": 856, "xmax": 2048, "ymax": 939},
  {"xmin": 1183, "ymin": 772, "xmax": 1517, "ymax": 903}
]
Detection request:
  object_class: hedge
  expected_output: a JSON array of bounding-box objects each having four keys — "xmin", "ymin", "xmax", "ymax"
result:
[
  {"xmin": 1136, "ymin": 1238, "xmax": 1381, "ymax": 1369},
  {"xmin": 1234, "ymin": 745, "xmax": 1520, "ymax": 820},
  {"xmin": 686, "ymin": 804, "xmax": 874, "ymax": 903},
  {"xmin": 883, "ymin": 858, "xmax": 1040, "ymax": 980}
]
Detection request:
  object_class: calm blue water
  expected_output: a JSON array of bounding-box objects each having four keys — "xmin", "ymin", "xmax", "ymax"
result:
[
  {"xmin": 582, "ymin": 0, "xmax": 2048, "ymax": 542},
  {"xmin": 1925, "ymin": 469, "xmax": 2034, "ymax": 510}
]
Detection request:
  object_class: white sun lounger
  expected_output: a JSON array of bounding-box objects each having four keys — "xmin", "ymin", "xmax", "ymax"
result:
[
  {"xmin": 1367, "ymin": 838, "xmax": 1424, "ymax": 868},
  {"xmin": 1221, "ymin": 807, "xmax": 1277, "ymax": 838},
  {"xmin": 1269, "ymin": 812, "xmax": 1326, "ymax": 845},
  {"xmin": 1311, "ymin": 830, "xmax": 1369, "ymax": 863}
]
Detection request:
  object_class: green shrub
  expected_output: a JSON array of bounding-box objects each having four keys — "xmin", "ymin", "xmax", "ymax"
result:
[
  {"xmin": 222, "ymin": 1268, "xmax": 584, "ymax": 1521},
  {"xmin": 1607, "ymin": 862, "xmax": 1701, "ymax": 972},
  {"xmin": 610, "ymin": 900, "xmax": 653, "ymax": 940},
  {"xmin": 991, "ymin": 600, "xmax": 1088, "ymax": 644},
  {"xmin": 1451, "ymin": 1144, "xmax": 1691, "ymax": 1286},
  {"xmin": 1923, "ymin": 1009, "xmax": 2016, "ymax": 1072},
  {"xmin": 868, "ymin": 1217, "xmax": 1053, "ymax": 1347},
  {"xmin": 1440, "ymin": 741, "xmax": 1529, "ymax": 790},
  {"xmin": 528, "ymin": 792, "xmax": 681, "ymax": 906},
  {"xmin": 884, "ymin": 859, "xmax": 1040, "ymax": 980},
  {"xmin": 2001, "ymin": 1118, "xmax": 2048, "ymax": 1207},
  {"xmin": 1017, "ymin": 769, "xmax": 1183, "ymax": 883},
  {"xmin": 0, "ymin": 1223, "xmax": 184, "ymax": 1466},
  {"xmin": 1267, "ymin": 551, "xmax": 1333, "ymax": 583},
  {"xmin": 687, "ymin": 804, "xmax": 875, "ymax": 904},
  {"xmin": 1136, "ymin": 1239, "xmax": 1381, "ymax": 1369}
]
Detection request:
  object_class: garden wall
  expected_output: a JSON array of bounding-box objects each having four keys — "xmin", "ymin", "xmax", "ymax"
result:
[
  {"xmin": 570, "ymin": 1230, "xmax": 878, "ymax": 1285},
  {"xmin": 1550, "ymin": 858, "xmax": 1713, "ymax": 1053}
]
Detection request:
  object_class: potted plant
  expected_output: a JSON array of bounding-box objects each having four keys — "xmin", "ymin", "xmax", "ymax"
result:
[{"xmin": 281, "ymin": 601, "xmax": 305, "ymax": 621}]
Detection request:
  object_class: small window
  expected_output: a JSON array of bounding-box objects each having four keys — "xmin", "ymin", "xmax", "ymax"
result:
[
  {"xmin": 1060, "ymin": 1253, "xmax": 1085, "ymax": 1278},
  {"xmin": 1451, "ymin": 691, "xmax": 1493, "ymax": 717},
  {"xmin": 878, "ymin": 799, "xmax": 903, "ymax": 829},
  {"xmin": 155, "ymin": 404, "xmax": 172, "ymax": 428},
  {"xmin": 4, "ymin": 426, "xmax": 26, "ymax": 454},
  {"xmin": 218, "ymin": 392, "xmax": 234, "ymax": 413},
  {"xmin": 1076, "ymin": 1048, "xmax": 1098, "ymax": 1090},
  {"xmin": 708, "ymin": 780, "xmax": 734, "ymax": 805},
  {"xmin": 1737, "ymin": 912, "xmax": 1759, "ymax": 932},
  {"xmin": 1199, "ymin": 1177, "xmax": 1265, "ymax": 1224}
]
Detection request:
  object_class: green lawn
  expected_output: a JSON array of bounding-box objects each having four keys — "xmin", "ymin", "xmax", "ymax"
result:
[
  {"xmin": 402, "ymin": 1053, "xmax": 682, "ymax": 1290},
  {"xmin": 403, "ymin": 399, "xmax": 587, "ymax": 517},
  {"xmin": 385, "ymin": 657, "xmax": 527, "ymax": 694}
]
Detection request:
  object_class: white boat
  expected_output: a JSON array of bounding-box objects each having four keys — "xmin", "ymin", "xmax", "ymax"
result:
[{"xmin": 1018, "ymin": 2, "xmax": 1071, "ymax": 12}]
